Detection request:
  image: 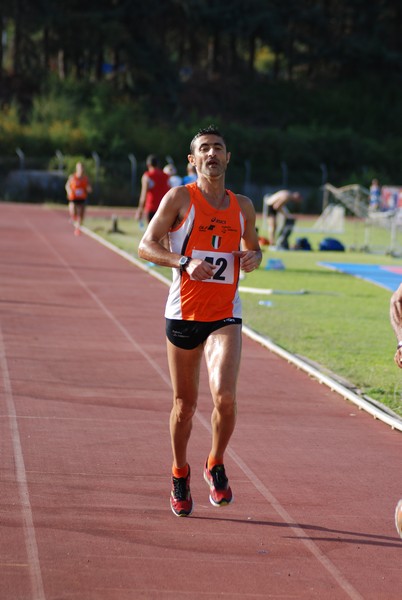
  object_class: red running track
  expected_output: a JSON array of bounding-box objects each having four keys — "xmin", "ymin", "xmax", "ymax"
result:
[{"xmin": 1, "ymin": 202, "xmax": 402, "ymax": 600}]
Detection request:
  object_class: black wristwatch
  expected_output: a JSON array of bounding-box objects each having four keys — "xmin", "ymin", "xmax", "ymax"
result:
[{"xmin": 179, "ymin": 256, "xmax": 192, "ymax": 272}]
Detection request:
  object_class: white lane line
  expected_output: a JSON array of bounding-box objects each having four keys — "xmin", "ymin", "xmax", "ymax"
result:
[
  {"xmin": 28, "ymin": 222, "xmax": 171, "ymax": 388},
  {"xmin": 83, "ymin": 225, "xmax": 363, "ymax": 598},
  {"xmin": 82, "ymin": 226, "xmax": 402, "ymax": 432},
  {"xmin": 196, "ymin": 413, "xmax": 363, "ymax": 600},
  {"xmin": 231, "ymin": 451, "xmax": 364, "ymax": 600},
  {"xmin": 0, "ymin": 326, "xmax": 46, "ymax": 600},
  {"xmin": 32, "ymin": 219, "xmax": 362, "ymax": 598}
]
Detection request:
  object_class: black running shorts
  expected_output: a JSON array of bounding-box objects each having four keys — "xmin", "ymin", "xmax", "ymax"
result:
[{"xmin": 166, "ymin": 318, "xmax": 242, "ymax": 350}]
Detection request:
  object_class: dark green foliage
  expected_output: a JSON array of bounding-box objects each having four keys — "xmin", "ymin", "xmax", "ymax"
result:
[{"xmin": 2, "ymin": 0, "xmax": 402, "ymax": 197}]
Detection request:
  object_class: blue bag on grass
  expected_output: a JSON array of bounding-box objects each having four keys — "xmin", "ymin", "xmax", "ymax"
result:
[{"xmin": 319, "ymin": 237, "xmax": 345, "ymax": 252}]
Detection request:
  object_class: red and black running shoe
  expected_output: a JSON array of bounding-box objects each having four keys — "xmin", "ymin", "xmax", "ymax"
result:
[
  {"xmin": 170, "ymin": 467, "xmax": 193, "ymax": 517},
  {"xmin": 204, "ymin": 460, "xmax": 233, "ymax": 507}
]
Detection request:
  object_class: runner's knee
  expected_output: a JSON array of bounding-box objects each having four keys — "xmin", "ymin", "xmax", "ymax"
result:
[
  {"xmin": 213, "ymin": 391, "xmax": 236, "ymax": 416},
  {"xmin": 172, "ymin": 396, "xmax": 197, "ymax": 422}
]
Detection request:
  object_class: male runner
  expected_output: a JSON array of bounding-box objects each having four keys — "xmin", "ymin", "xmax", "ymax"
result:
[
  {"xmin": 265, "ymin": 189, "xmax": 302, "ymax": 246},
  {"xmin": 65, "ymin": 162, "xmax": 92, "ymax": 236},
  {"xmin": 138, "ymin": 125, "xmax": 262, "ymax": 516},
  {"xmin": 136, "ymin": 154, "xmax": 170, "ymax": 224}
]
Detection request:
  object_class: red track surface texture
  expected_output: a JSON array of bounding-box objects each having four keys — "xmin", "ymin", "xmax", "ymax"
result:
[{"xmin": 1, "ymin": 203, "xmax": 402, "ymax": 600}]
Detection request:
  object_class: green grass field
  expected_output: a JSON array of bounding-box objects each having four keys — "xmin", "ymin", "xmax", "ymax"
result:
[{"xmin": 84, "ymin": 209, "xmax": 402, "ymax": 416}]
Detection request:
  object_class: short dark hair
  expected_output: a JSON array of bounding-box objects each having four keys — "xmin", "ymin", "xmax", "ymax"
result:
[
  {"xmin": 146, "ymin": 154, "xmax": 159, "ymax": 167},
  {"xmin": 190, "ymin": 125, "xmax": 226, "ymax": 154}
]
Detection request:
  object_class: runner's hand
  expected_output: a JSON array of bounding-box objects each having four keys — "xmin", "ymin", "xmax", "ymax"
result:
[
  {"xmin": 394, "ymin": 348, "xmax": 402, "ymax": 368},
  {"xmin": 232, "ymin": 250, "xmax": 261, "ymax": 273},
  {"xmin": 187, "ymin": 258, "xmax": 216, "ymax": 281}
]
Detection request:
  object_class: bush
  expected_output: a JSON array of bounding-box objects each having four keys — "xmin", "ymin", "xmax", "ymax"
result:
[{"xmin": 2, "ymin": 76, "xmax": 401, "ymax": 196}]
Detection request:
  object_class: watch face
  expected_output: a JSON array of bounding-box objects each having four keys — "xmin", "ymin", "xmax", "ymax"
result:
[{"xmin": 179, "ymin": 256, "xmax": 191, "ymax": 271}]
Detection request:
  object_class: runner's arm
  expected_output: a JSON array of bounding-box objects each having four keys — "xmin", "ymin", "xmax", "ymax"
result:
[
  {"xmin": 136, "ymin": 174, "xmax": 150, "ymax": 219},
  {"xmin": 65, "ymin": 176, "xmax": 72, "ymax": 195},
  {"xmin": 138, "ymin": 187, "xmax": 215, "ymax": 281},
  {"xmin": 233, "ymin": 195, "xmax": 262, "ymax": 273},
  {"xmin": 390, "ymin": 284, "xmax": 402, "ymax": 368}
]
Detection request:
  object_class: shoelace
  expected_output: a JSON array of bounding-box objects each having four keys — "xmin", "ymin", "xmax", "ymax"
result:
[
  {"xmin": 211, "ymin": 465, "xmax": 228, "ymax": 490},
  {"xmin": 172, "ymin": 476, "xmax": 188, "ymax": 500}
]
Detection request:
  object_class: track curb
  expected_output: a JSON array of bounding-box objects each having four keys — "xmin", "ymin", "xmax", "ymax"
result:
[{"xmin": 82, "ymin": 225, "xmax": 402, "ymax": 434}]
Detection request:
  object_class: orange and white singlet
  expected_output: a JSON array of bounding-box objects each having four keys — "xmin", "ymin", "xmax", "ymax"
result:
[
  {"xmin": 67, "ymin": 175, "xmax": 90, "ymax": 201},
  {"xmin": 165, "ymin": 183, "xmax": 246, "ymax": 321}
]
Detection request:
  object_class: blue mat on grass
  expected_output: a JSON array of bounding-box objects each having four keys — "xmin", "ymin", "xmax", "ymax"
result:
[{"xmin": 319, "ymin": 263, "xmax": 402, "ymax": 292}]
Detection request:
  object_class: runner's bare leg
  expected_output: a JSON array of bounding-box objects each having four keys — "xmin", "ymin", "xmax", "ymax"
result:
[
  {"xmin": 167, "ymin": 340, "xmax": 203, "ymax": 468},
  {"xmin": 204, "ymin": 324, "xmax": 242, "ymax": 461}
]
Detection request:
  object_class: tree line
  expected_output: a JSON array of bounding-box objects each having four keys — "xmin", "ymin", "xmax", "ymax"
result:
[
  {"xmin": 2, "ymin": 1, "xmax": 402, "ymax": 91},
  {"xmin": 1, "ymin": 1, "xmax": 402, "ymax": 195},
  {"xmin": 0, "ymin": 0, "xmax": 402, "ymax": 91}
]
